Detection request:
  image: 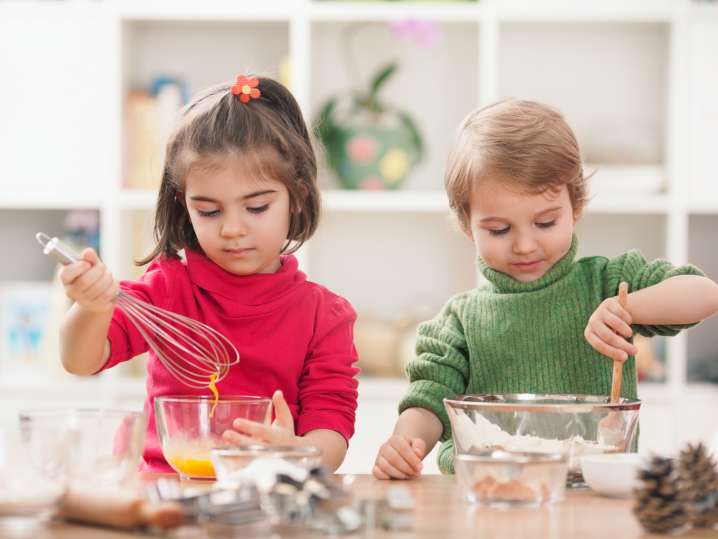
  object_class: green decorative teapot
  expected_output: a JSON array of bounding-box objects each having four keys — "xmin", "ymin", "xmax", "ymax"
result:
[{"xmin": 315, "ymin": 63, "xmax": 424, "ymax": 190}]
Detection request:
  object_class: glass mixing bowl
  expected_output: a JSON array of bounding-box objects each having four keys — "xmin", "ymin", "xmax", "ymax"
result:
[
  {"xmin": 155, "ymin": 395, "xmax": 272, "ymax": 480},
  {"xmin": 0, "ymin": 423, "xmax": 68, "ymax": 524},
  {"xmin": 444, "ymin": 394, "xmax": 641, "ymax": 487},
  {"xmin": 18, "ymin": 408, "xmax": 146, "ymax": 490}
]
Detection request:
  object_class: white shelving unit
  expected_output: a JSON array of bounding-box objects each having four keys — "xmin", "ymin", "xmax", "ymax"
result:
[{"xmin": 1, "ymin": 0, "xmax": 717, "ymax": 470}]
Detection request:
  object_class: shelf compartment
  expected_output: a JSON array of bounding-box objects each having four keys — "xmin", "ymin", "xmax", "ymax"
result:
[
  {"xmin": 0, "ymin": 3, "xmax": 117, "ymax": 202},
  {"xmin": 310, "ymin": 20, "xmax": 480, "ymax": 192},
  {"xmin": 499, "ymin": 21, "xmax": 669, "ymax": 170},
  {"xmin": 121, "ymin": 19, "xmax": 290, "ymax": 190}
]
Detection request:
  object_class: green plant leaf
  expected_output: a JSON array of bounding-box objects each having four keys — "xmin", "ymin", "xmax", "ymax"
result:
[{"xmin": 368, "ymin": 62, "xmax": 397, "ymax": 101}]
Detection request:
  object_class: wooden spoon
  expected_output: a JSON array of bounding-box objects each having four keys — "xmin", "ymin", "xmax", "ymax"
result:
[
  {"xmin": 610, "ymin": 282, "xmax": 630, "ymax": 404},
  {"xmin": 597, "ymin": 282, "xmax": 630, "ymax": 449}
]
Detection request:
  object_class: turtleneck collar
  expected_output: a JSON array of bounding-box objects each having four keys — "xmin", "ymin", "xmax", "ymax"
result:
[
  {"xmin": 184, "ymin": 249, "xmax": 305, "ymax": 306},
  {"xmin": 478, "ymin": 234, "xmax": 578, "ymax": 293}
]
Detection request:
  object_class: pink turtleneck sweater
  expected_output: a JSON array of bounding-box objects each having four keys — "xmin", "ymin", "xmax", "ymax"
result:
[{"xmin": 103, "ymin": 250, "xmax": 358, "ymax": 472}]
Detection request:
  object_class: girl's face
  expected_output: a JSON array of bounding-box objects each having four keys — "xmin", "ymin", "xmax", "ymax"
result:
[
  {"xmin": 183, "ymin": 154, "xmax": 291, "ymax": 275},
  {"xmin": 468, "ymin": 179, "xmax": 579, "ymax": 283}
]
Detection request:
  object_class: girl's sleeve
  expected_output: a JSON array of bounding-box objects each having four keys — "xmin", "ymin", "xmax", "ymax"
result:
[
  {"xmin": 296, "ymin": 294, "xmax": 359, "ymax": 442},
  {"xmin": 398, "ymin": 298, "xmax": 470, "ymax": 442},
  {"xmin": 603, "ymin": 250, "xmax": 706, "ymax": 337},
  {"xmin": 101, "ymin": 260, "xmax": 172, "ymax": 371}
]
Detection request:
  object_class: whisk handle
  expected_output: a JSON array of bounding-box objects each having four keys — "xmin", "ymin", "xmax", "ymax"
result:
[{"xmin": 36, "ymin": 232, "xmax": 81, "ymax": 266}]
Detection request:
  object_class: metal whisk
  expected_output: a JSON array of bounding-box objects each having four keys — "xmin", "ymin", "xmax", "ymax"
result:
[{"xmin": 36, "ymin": 232, "xmax": 240, "ymax": 389}]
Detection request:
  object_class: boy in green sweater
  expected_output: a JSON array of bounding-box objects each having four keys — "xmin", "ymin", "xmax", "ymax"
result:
[{"xmin": 373, "ymin": 99, "xmax": 718, "ymax": 478}]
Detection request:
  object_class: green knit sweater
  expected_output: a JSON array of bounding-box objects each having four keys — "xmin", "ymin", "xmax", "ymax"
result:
[{"xmin": 399, "ymin": 236, "xmax": 704, "ymax": 474}]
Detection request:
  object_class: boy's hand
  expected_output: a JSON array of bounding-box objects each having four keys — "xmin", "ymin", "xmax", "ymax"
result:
[
  {"xmin": 373, "ymin": 434, "xmax": 426, "ymax": 480},
  {"xmin": 223, "ymin": 390, "xmax": 301, "ymax": 447},
  {"xmin": 59, "ymin": 248, "xmax": 118, "ymax": 313},
  {"xmin": 584, "ymin": 282, "xmax": 638, "ymax": 362}
]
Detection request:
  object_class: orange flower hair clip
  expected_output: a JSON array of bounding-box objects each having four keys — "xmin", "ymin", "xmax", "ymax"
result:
[{"xmin": 231, "ymin": 74, "xmax": 261, "ymax": 103}]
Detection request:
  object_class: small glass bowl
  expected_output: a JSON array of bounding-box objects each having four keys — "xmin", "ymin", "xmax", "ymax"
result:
[
  {"xmin": 454, "ymin": 449, "xmax": 568, "ymax": 507},
  {"xmin": 155, "ymin": 395, "xmax": 271, "ymax": 480},
  {"xmin": 210, "ymin": 445, "xmax": 322, "ymax": 486}
]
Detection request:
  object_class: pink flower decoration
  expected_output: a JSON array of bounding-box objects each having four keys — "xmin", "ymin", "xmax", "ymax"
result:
[{"xmin": 388, "ymin": 19, "xmax": 441, "ymax": 48}]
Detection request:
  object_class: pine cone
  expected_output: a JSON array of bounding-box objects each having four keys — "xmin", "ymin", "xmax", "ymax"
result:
[
  {"xmin": 633, "ymin": 455, "xmax": 689, "ymax": 534},
  {"xmin": 677, "ymin": 443, "xmax": 718, "ymax": 529}
]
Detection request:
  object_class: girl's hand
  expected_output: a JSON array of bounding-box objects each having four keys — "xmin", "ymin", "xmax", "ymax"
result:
[
  {"xmin": 584, "ymin": 282, "xmax": 638, "ymax": 362},
  {"xmin": 59, "ymin": 248, "xmax": 118, "ymax": 313},
  {"xmin": 372, "ymin": 435, "xmax": 426, "ymax": 480},
  {"xmin": 223, "ymin": 390, "xmax": 301, "ymax": 447}
]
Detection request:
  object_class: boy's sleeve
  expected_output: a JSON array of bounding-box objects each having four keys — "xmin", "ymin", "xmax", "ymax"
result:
[
  {"xmin": 296, "ymin": 295, "xmax": 359, "ymax": 442},
  {"xmin": 603, "ymin": 250, "xmax": 706, "ymax": 337},
  {"xmin": 102, "ymin": 260, "xmax": 172, "ymax": 371},
  {"xmin": 398, "ymin": 298, "xmax": 470, "ymax": 441}
]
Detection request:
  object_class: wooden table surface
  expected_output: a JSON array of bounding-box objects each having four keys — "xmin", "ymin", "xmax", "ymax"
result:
[{"xmin": 1, "ymin": 474, "xmax": 715, "ymax": 539}]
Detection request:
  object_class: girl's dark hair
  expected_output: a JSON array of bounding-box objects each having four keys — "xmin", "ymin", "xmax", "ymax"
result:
[{"xmin": 138, "ymin": 76, "xmax": 320, "ymax": 265}]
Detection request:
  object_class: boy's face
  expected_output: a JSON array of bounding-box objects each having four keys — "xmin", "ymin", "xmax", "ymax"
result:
[
  {"xmin": 468, "ymin": 179, "xmax": 579, "ymax": 283},
  {"xmin": 183, "ymin": 154, "xmax": 291, "ymax": 276}
]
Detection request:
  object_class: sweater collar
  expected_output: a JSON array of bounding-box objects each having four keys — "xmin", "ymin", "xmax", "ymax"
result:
[
  {"xmin": 478, "ymin": 234, "xmax": 578, "ymax": 293},
  {"xmin": 185, "ymin": 249, "xmax": 305, "ymax": 305}
]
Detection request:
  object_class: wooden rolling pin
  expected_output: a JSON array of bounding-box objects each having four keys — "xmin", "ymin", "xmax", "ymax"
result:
[{"xmin": 59, "ymin": 486, "xmax": 185, "ymax": 531}]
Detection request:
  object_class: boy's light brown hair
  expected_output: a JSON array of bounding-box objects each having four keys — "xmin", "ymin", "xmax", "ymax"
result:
[{"xmin": 444, "ymin": 99, "xmax": 588, "ymax": 233}]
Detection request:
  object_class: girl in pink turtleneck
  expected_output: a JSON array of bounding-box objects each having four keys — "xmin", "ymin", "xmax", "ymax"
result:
[{"xmin": 57, "ymin": 75, "xmax": 359, "ymax": 473}]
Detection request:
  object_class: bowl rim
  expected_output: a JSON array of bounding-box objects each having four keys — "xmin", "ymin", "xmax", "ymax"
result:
[
  {"xmin": 154, "ymin": 395, "xmax": 271, "ymax": 404},
  {"xmin": 455, "ymin": 449, "xmax": 566, "ymax": 464},
  {"xmin": 444, "ymin": 393, "xmax": 641, "ymax": 412},
  {"xmin": 580, "ymin": 452, "xmax": 648, "ymax": 464}
]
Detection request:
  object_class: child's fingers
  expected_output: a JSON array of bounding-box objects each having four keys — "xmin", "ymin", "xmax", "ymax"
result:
[
  {"xmin": 59, "ymin": 260, "xmax": 92, "ymax": 286},
  {"xmin": 585, "ymin": 329, "xmax": 628, "ymax": 362},
  {"xmin": 383, "ymin": 444, "xmax": 418, "ymax": 476},
  {"xmin": 83, "ymin": 270, "xmax": 116, "ymax": 303},
  {"xmin": 372, "ymin": 464, "xmax": 391, "ymax": 480},
  {"xmin": 80, "ymin": 247, "xmax": 100, "ymax": 265},
  {"xmin": 410, "ymin": 438, "xmax": 427, "ymax": 459},
  {"xmin": 271, "ymin": 390, "xmax": 294, "ymax": 430},
  {"xmin": 606, "ymin": 300, "xmax": 632, "ymax": 326},
  {"xmin": 222, "ymin": 429, "xmax": 263, "ymax": 446},
  {"xmin": 602, "ymin": 310, "xmax": 633, "ymax": 339},
  {"xmin": 391, "ymin": 437, "xmax": 422, "ymax": 471},
  {"xmin": 618, "ymin": 282, "xmax": 629, "ymax": 307},
  {"xmin": 71, "ymin": 264, "xmax": 108, "ymax": 298},
  {"xmin": 374, "ymin": 455, "xmax": 409, "ymax": 480},
  {"xmin": 232, "ymin": 418, "xmax": 273, "ymax": 443},
  {"xmin": 593, "ymin": 322, "xmax": 637, "ymax": 357}
]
